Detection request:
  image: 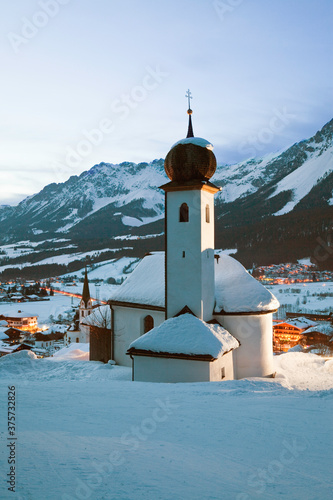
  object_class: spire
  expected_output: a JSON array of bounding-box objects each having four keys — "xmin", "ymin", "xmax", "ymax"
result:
[
  {"xmin": 82, "ymin": 267, "xmax": 91, "ymax": 307},
  {"xmin": 185, "ymin": 89, "xmax": 194, "ymax": 138}
]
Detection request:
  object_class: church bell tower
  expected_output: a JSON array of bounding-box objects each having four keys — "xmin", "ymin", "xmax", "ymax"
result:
[
  {"xmin": 79, "ymin": 267, "xmax": 93, "ymax": 323},
  {"xmin": 161, "ymin": 91, "xmax": 221, "ymax": 321}
]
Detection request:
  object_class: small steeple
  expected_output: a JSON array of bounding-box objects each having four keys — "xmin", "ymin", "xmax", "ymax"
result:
[
  {"xmin": 185, "ymin": 89, "xmax": 194, "ymax": 138},
  {"xmin": 82, "ymin": 267, "xmax": 91, "ymax": 307}
]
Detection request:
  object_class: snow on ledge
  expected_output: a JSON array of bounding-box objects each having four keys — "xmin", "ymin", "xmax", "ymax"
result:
[{"xmin": 129, "ymin": 314, "xmax": 239, "ymax": 358}]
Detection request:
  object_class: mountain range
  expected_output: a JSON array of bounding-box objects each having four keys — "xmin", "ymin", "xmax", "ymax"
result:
[{"xmin": 0, "ymin": 119, "xmax": 332, "ymax": 279}]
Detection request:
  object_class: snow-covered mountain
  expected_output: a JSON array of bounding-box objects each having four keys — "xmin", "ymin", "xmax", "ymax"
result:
[
  {"xmin": 0, "ymin": 119, "xmax": 332, "ymax": 276},
  {"xmin": 216, "ymin": 117, "xmax": 333, "ymax": 213},
  {"xmin": 0, "ymin": 158, "xmax": 167, "ymax": 241}
]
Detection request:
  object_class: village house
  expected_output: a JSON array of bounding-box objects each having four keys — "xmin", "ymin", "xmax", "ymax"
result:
[
  {"xmin": 34, "ymin": 332, "xmax": 56, "ymax": 350},
  {"xmin": 273, "ymin": 317, "xmax": 316, "ymax": 352},
  {"xmin": 0, "ymin": 342, "xmax": 33, "ymax": 358},
  {"xmin": 0, "ymin": 310, "xmax": 38, "ymax": 332}
]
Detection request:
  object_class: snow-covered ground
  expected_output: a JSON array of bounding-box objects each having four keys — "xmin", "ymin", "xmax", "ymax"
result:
[
  {"xmin": 266, "ymin": 282, "xmax": 333, "ymax": 316},
  {"xmin": 0, "ymin": 350, "xmax": 332, "ymax": 499},
  {"xmin": 0, "ymin": 294, "xmax": 80, "ymax": 326}
]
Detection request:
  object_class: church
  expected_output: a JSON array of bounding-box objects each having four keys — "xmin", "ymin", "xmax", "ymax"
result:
[
  {"xmin": 65, "ymin": 268, "xmax": 94, "ymax": 344},
  {"xmin": 108, "ymin": 95, "xmax": 280, "ymax": 382}
]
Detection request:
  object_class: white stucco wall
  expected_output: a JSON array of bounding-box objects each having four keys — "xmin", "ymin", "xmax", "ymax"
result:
[
  {"xmin": 132, "ymin": 356, "xmax": 210, "ymax": 382},
  {"xmin": 166, "ymin": 189, "xmax": 215, "ymax": 320},
  {"xmin": 35, "ymin": 340, "xmax": 54, "ymax": 349},
  {"xmin": 131, "ymin": 350, "xmax": 236, "ymax": 383},
  {"xmin": 66, "ymin": 330, "xmax": 86, "ymax": 344},
  {"xmin": 112, "ymin": 306, "xmax": 165, "ymax": 367},
  {"xmin": 209, "ymin": 351, "xmax": 235, "ymax": 381},
  {"xmin": 215, "ymin": 313, "xmax": 274, "ymax": 379}
]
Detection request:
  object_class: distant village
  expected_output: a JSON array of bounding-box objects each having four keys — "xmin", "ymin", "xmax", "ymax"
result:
[
  {"xmin": 0, "ymin": 261, "xmax": 332, "ymax": 360},
  {"xmin": 254, "ymin": 262, "xmax": 333, "ymax": 285}
]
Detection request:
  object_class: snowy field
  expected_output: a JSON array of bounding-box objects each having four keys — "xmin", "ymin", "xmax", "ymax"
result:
[
  {"xmin": 0, "ymin": 349, "xmax": 332, "ymax": 500},
  {"xmin": 266, "ymin": 282, "xmax": 333, "ymax": 316},
  {"xmin": 0, "ymin": 294, "xmax": 80, "ymax": 326}
]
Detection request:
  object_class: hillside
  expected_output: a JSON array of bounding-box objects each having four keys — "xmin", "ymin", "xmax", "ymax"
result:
[{"xmin": 0, "ymin": 119, "xmax": 332, "ymax": 279}]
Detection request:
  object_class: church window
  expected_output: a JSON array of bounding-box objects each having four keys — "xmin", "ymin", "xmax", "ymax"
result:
[
  {"xmin": 182, "ymin": 251, "xmax": 185, "ymax": 258},
  {"xmin": 205, "ymin": 204, "xmax": 210, "ymax": 223},
  {"xmin": 144, "ymin": 315, "xmax": 154, "ymax": 334},
  {"xmin": 179, "ymin": 203, "xmax": 189, "ymax": 222},
  {"xmin": 76, "ymin": 338, "xmax": 79, "ymax": 343},
  {"xmin": 221, "ymin": 367, "xmax": 226, "ymax": 379}
]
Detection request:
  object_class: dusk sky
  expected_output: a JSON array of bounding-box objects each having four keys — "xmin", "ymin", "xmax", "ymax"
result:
[{"xmin": 1, "ymin": 0, "xmax": 332, "ymax": 205}]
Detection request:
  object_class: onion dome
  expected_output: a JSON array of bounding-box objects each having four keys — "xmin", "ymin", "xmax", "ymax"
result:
[{"xmin": 164, "ymin": 93, "xmax": 216, "ymax": 182}]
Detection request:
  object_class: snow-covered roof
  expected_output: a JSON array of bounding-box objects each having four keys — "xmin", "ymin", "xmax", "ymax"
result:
[
  {"xmin": 110, "ymin": 251, "xmax": 279, "ymax": 314},
  {"xmin": 0, "ymin": 327, "xmax": 9, "ymax": 340},
  {"xmin": 128, "ymin": 314, "xmax": 239, "ymax": 358},
  {"xmin": 288, "ymin": 344, "xmax": 305, "ymax": 353},
  {"xmin": 172, "ymin": 137, "xmax": 214, "ymax": 151},
  {"xmin": 214, "ymin": 253, "xmax": 280, "ymax": 313},
  {"xmin": 1, "ymin": 310, "xmax": 38, "ymax": 319},
  {"xmin": 302, "ymin": 322, "xmax": 333, "ymax": 336},
  {"xmin": 46, "ymin": 324, "xmax": 69, "ymax": 334},
  {"xmin": 0, "ymin": 341, "xmax": 17, "ymax": 353},
  {"xmin": 285, "ymin": 317, "xmax": 316, "ymax": 329},
  {"xmin": 109, "ymin": 252, "xmax": 165, "ymax": 308}
]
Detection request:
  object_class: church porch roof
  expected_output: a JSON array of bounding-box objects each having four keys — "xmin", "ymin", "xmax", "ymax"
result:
[{"xmin": 127, "ymin": 313, "xmax": 239, "ymax": 359}]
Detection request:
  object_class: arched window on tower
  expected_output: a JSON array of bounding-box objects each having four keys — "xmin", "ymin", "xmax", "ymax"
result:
[
  {"xmin": 205, "ymin": 204, "xmax": 210, "ymax": 223},
  {"xmin": 143, "ymin": 315, "xmax": 154, "ymax": 334},
  {"xmin": 179, "ymin": 203, "xmax": 189, "ymax": 222}
]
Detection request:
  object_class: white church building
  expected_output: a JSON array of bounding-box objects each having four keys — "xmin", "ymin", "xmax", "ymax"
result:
[{"xmin": 109, "ymin": 100, "xmax": 279, "ymax": 382}]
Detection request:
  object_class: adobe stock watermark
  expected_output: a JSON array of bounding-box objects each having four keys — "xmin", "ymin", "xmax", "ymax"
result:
[
  {"xmin": 312, "ymin": 224, "xmax": 333, "ymax": 265},
  {"xmin": 62, "ymin": 397, "xmax": 178, "ymax": 500},
  {"xmin": 236, "ymin": 437, "xmax": 309, "ymax": 499},
  {"xmin": 51, "ymin": 65, "xmax": 169, "ymax": 182},
  {"xmin": 213, "ymin": 0, "xmax": 245, "ymax": 21},
  {"xmin": 234, "ymin": 316, "xmax": 258, "ymax": 340},
  {"xmin": 238, "ymin": 107, "xmax": 296, "ymax": 158},
  {"xmin": 7, "ymin": 0, "xmax": 71, "ymax": 54}
]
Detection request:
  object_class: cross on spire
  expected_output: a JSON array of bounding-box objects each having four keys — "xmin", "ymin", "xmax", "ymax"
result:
[
  {"xmin": 185, "ymin": 89, "xmax": 194, "ymax": 137},
  {"xmin": 185, "ymin": 89, "xmax": 192, "ymax": 110}
]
